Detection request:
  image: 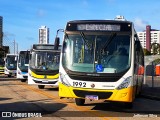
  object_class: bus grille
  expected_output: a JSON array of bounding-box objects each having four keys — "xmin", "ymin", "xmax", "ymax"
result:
[
  {"xmin": 73, "ymin": 90, "xmax": 112, "ymax": 99},
  {"xmin": 33, "ymin": 80, "xmax": 57, "ymax": 84},
  {"xmin": 23, "ymin": 76, "xmax": 28, "ymax": 79}
]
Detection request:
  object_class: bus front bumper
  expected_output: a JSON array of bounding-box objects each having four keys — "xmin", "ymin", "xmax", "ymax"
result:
[{"xmin": 59, "ymin": 82, "xmax": 134, "ymax": 102}]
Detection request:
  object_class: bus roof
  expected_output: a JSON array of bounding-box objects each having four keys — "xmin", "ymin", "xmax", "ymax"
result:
[
  {"xmin": 31, "ymin": 44, "xmax": 61, "ymax": 51},
  {"xmin": 66, "ymin": 20, "xmax": 132, "ymax": 32},
  {"xmin": 67, "ymin": 20, "xmax": 132, "ymax": 24},
  {"xmin": 19, "ymin": 50, "xmax": 30, "ymax": 53},
  {"xmin": 6, "ymin": 54, "xmax": 17, "ymax": 56}
]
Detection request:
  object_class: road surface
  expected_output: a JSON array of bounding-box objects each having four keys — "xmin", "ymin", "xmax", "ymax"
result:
[{"xmin": 0, "ymin": 75, "xmax": 159, "ymax": 120}]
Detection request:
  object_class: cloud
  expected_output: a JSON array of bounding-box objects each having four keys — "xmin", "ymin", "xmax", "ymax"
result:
[
  {"xmin": 105, "ymin": 0, "xmax": 116, "ymax": 4},
  {"xmin": 3, "ymin": 32, "xmax": 15, "ymax": 37},
  {"xmin": 134, "ymin": 18, "xmax": 149, "ymax": 31},
  {"xmin": 107, "ymin": 0, "xmax": 115, "ymax": 2},
  {"xmin": 37, "ymin": 9, "xmax": 46, "ymax": 17},
  {"xmin": 82, "ymin": 0, "xmax": 88, "ymax": 7},
  {"xmin": 26, "ymin": 36, "xmax": 35, "ymax": 41}
]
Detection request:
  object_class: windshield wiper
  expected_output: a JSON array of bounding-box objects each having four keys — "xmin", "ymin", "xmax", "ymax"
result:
[
  {"xmin": 80, "ymin": 32, "xmax": 91, "ymax": 50},
  {"xmin": 101, "ymin": 33, "xmax": 117, "ymax": 52}
]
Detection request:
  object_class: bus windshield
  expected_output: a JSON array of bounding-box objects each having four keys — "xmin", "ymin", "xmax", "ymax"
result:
[
  {"xmin": 18, "ymin": 52, "xmax": 29, "ymax": 72},
  {"xmin": 6, "ymin": 56, "xmax": 17, "ymax": 70},
  {"xmin": 30, "ymin": 51, "xmax": 60, "ymax": 71},
  {"xmin": 62, "ymin": 32, "xmax": 131, "ymax": 73},
  {"xmin": 0, "ymin": 58, "xmax": 4, "ymax": 67}
]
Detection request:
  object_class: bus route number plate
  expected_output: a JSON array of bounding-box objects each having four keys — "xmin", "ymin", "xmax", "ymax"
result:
[{"xmin": 85, "ymin": 95, "xmax": 98, "ymax": 100}]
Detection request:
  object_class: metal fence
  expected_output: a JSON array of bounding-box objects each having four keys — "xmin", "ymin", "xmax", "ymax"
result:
[{"xmin": 144, "ymin": 55, "xmax": 160, "ymax": 88}]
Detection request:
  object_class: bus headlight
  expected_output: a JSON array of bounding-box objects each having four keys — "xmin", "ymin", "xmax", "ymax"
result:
[
  {"xmin": 116, "ymin": 76, "xmax": 132, "ymax": 90},
  {"xmin": 60, "ymin": 73, "xmax": 71, "ymax": 86},
  {"xmin": 18, "ymin": 70, "xmax": 21, "ymax": 74}
]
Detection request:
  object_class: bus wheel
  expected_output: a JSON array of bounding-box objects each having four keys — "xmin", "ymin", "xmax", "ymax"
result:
[
  {"xmin": 135, "ymin": 80, "xmax": 143, "ymax": 98},
  {"xmin": 139, "ymin": 82, "xmax": 143, "ymax": 95},
  {"xmin": 75, "ymin": 98, "xmax": 85, "ymax": 106},
  {"xmin": 21, "ymin": 79, "xmax": 27, "ymax": 82},
  {"xmin": 124, "ymin": 102, "xmax": 133, "ymax": 109},
  {"xmin": 38, "ymin": 85, "xmax": 45, "ymax": 89}
]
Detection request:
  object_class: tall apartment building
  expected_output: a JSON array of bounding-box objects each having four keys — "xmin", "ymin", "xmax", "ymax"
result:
[
  {"xmin": 137, "ymin": 25, "xmax": 160, "ymax": 51},
  {"xmin": 39, "ymin": 26, "xmax": 49, "ymax": 44},
  {"xmin": 0, "ymin": 16, "xmax": 3, "ymax": 47},
  {"xmin": 0, "ymin": 16, "xmax": 10, "ymax": 56}
]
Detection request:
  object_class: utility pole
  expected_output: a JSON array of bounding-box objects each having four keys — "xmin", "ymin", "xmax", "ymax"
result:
[
  {"xmin": 17, "ymin": 43, "xmax": 18, "ymax": 54},
  {"xmin": 14, "ymin": 39, "xmax": 15, "ymax": 54}
]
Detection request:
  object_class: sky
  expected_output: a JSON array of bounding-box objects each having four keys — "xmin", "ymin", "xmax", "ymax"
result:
[{"xmin": 0, "ymin": 0, "xmax": 160, "ymax": 52}]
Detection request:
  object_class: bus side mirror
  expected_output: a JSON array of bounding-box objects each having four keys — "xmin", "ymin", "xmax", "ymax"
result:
[
  {"xmin": 54, "ymin": 37, "xmax": 60, "ymax": 50},
  {"xmin": 29, "ymin": 54, "xmax": 32, "ymax": 60}
]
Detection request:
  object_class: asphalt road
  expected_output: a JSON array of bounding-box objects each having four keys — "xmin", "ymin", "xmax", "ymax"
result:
[{"xmin": 0, "ymin": 75, "xmax": 160, "ymax": 120}]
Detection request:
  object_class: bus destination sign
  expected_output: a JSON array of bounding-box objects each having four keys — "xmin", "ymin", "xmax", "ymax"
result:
[{"xmin": 77, "ymin": 24, "xmax": 121, "ymax": 31}]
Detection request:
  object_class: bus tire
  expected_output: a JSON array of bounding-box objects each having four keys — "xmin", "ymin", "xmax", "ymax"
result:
[
  {"xmin": 137, "ymin": 83, "xmax": 143, "ymax": 97},
  {"xmin": 136, "ymin": 81, "xmax": 143, "ymax": 97},
  {"xmin": 75, "ymin": 98, "xmax": 85, "ymax": 106},
  {"xmin": 124, "ymin": 102, "xmax": 133, "ymax": 109},
  {"xmin": 38, "ymin": 85, "xmax": 45, "ymax": 89},
  {"xmin": 21, "ymin": 79, "xmax": 27, "ymax": 82}
]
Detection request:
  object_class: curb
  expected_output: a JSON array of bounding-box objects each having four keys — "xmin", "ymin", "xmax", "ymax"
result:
[{"xmin": 141, "ymin": 94, "xmax": 160, "ymax": 101}]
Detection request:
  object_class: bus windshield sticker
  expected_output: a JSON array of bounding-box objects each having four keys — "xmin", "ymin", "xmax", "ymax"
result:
[{"xmin": 96, "ymin": 64, "xmax": 103, "ymax": 72}]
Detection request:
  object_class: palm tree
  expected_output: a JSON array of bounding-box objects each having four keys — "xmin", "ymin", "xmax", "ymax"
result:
[
  {"xmin": 143, "ymin": 48, "xmax": 151, "ymax": 56},
  {"xmin": 151, "ymin": 43, "xmax": 160, "ymax": 55}
]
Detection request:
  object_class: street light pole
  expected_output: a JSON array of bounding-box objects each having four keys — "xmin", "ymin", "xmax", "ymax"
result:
[
  {"xmin": 17, "ymin": 42, "xmax": 18, "ymax": 54},
  {"xmin": 14, "ymin": 39, "xmax": 15, "ymax": 54}
]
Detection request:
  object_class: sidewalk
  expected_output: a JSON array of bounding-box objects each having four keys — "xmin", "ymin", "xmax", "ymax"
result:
[{"xmin": 141, "ymin": 76, "xmax": 160, "ymax": 101}]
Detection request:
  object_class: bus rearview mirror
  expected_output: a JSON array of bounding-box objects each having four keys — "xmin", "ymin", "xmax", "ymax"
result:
[{"xmin": 54, "ymin": 37, "xmax": 60, "ymax": 50}]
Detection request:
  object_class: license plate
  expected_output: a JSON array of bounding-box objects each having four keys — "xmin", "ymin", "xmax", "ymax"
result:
[
  {"xmin": 42, "ymin": 80, "xmax": 48, "ymax": 83},
  {"xmin": 85, "ymin": 95, "xmax": 98, "ymax": 100}
]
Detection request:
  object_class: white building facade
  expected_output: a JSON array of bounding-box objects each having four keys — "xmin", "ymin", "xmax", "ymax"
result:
[
  {"xmin": 137, "ymin": 30, "xmax": 160, "ymax": 49},
  {"xmin": 39, "ymin": 26, "xmax": 49, "ymax": 44}
]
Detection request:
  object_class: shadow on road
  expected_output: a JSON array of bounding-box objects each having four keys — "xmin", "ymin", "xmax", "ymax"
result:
[
  {"xmin": 45, "ymin": 87, "xmax": 59, "ymax": 91},
  {"xmin": 0, "ymin": 100, "xmax": 67, "ymax": 118},
  {"xmin": 0, "ymin": 97, "xmax": 12, "ymax": 101},
  {"xmin": 82, "ymin": 98, "xmax": 160, "ymax": 117}
]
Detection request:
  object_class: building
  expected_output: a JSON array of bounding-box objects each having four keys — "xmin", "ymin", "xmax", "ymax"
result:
[
  {"xmin": 137, "ymin": 25, "xmax": 160, "ymax": 52},
  {"xmin": 0, "ymin": 16, "xmax": 3, "ymax": 47},
  {"xmin": 0, "ymin": 16, "xmax": 10, "ymax": 56},
  {"xmin": 38, "ymin": 26, "xmax": 49, "ymax": 44}
]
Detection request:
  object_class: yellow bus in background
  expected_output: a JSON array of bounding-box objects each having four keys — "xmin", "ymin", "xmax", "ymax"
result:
[{"xmin": 28, "ymin": 44, "xmax": 61, "ymax": 89}]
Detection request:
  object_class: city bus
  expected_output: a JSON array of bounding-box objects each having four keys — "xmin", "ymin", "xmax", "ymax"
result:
[
  {"xmin": 4, "ymin": 54, "xmax": 17, "ymax": 77},
  {"xmin": 17, "ymin": 50, "xmax": 30, "ymax": 82},
  {"xmin": 0, "ymin": 58, "xmax": 4, "ymax": 74},
  {"xmin": 57, "ymin": 16, "xmax": 144, "ymax": 108},
  {"xmin": 28, "ymin": 44, "xmax": 61, "ymax": 89}
]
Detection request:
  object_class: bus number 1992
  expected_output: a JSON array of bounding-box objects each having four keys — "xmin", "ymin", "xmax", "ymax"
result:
[{"xmin": 73, "ymin": 82, "xmax": 86, "ymax": 87}]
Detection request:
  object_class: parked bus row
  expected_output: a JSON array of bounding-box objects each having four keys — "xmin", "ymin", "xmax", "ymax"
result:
[
  {"xmin": 3, "ymin": 44, "xmax": 61, "ymax": 89},
  {"xmin": 2, "ymin": 16, "xmax": 145, "ymax": 109}
]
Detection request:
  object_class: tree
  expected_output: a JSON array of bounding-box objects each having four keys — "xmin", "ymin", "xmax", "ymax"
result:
[
  {"xmin": 143, "ymin": 48, "xmax": 151, "ymax": 56},
  {"xmin": 153, "ymin": 58, "xmax": 160, "ymax": 65},
  {"xmin": 151, "ymin": 43, "xmax": 160, "ymax": 55}
]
